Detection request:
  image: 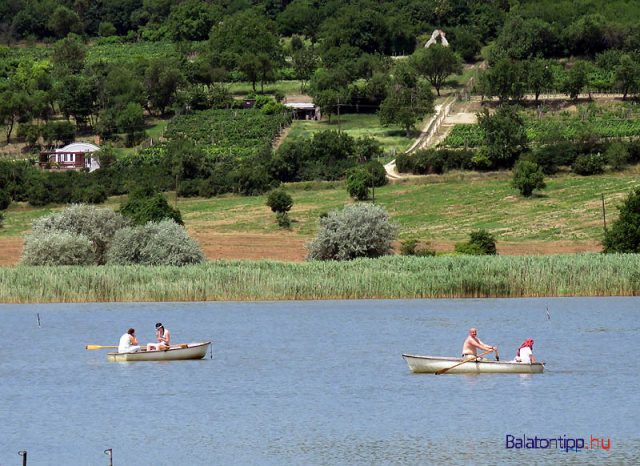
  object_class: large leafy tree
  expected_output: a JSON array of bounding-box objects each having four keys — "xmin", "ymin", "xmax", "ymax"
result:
[
  {"xmin": 379, "ymin": 62, "xmax": 434, "ymax": 136},
  {"xmin": 52, "ymin": 34, "xmax": 86, "ymax": 75},
  {"xmin": 144, "ymin": 59, "xmax": 184, "ymax": 115},
  {"xmin": 603, "ymin": 188, "xmax": 640, "ymax": 253},
  {"xmin": 527, "ymin": 58, "xmax": 554, "ymax": 103},
  {"xmin": 411, "ymin": 44, "xmax": 462, "ymax": 96},
  {"xmin": 477, "ymin": 105, "xmax": 528, "ymax": 169},
  {"xmin": 166, "ymin": 0, "xmax": 221, "ymax": 41},
  {"xmin": 477, "ymin": 58, "xmax": 527, "ymax": 102},
  {"xmin": 208, "ymin": 9, "xmax": 282, "ymax": 90},
  {"xmin": 615, "ymin": 54, "xmax": 640, "ymax": 100}
]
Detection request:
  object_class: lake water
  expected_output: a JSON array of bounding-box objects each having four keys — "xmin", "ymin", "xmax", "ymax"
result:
[{"xmin": 1, "ymin": 298, "xmax": 638, "ymax": 465}]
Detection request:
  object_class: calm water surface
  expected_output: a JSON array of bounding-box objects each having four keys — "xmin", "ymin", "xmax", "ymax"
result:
[{"xmin": 1, "ymin": 298, "xmax": 639, "ymax": 465}]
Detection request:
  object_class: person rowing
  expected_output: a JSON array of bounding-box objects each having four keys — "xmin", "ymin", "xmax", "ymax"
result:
[{"xmin": 461, "ymin": 327, "xmax": 497, "ymax": 360}]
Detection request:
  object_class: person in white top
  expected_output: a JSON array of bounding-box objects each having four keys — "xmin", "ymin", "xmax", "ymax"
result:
[
  {"xmin": 147, "ymin": 323, "xmax": 171, "ymax": 351},
  {"xmin": 514, "ymin": 338, "xmax": 537, "ymax": 363},
  {"xmin": 118, "ymin": 328, "xmax": 141, "ymax": 353}
]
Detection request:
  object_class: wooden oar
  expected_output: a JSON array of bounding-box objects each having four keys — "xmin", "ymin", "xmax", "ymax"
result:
[
  {"xmin": 85, "ymin": 345, "xmax": 118, "ymax": 350},
  {"xmin": 435, "ymin": 348, "xmax": 495, "ymax": 375}
]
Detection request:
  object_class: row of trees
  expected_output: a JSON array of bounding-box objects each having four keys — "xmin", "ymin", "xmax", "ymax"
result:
[{"xmin": 479, "ymin": 52, "xmax": 640, "ymax": 102}]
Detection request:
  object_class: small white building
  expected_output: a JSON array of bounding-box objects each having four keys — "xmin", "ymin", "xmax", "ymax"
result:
[
  {"xmin": 284, "ymin": 102, "xmax": 320, "ymax": 120},
  {"xmin": 40, "ymin": 142, "xmax": 101, "ymax": 172}
]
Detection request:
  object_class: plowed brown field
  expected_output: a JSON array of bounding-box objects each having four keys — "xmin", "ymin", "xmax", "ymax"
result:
[{"xmin": 0, "ymin": 235, "xmax": 602, "ymax": 267}]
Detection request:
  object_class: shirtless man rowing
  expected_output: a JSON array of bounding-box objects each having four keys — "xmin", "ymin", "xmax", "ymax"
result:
[{"xmin": 461, "ymin": 328, "xmax": 496, "ymax": 359}]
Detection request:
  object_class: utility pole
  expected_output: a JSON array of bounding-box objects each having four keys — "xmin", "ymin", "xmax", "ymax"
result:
[
  {"xmin": 601, "ymin": 193, "xmax": 607, "ymax": 232},
  {"xmin": 337, "ymin": 97, "xmax": 341, "ymax": 133}
]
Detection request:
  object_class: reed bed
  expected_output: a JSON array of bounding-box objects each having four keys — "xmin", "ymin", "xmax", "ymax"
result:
[{"xmin": 1, "ymin": 254, "xmax": 640, "ymax": 303}]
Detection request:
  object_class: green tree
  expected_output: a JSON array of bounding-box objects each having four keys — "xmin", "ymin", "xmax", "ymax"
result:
[
  {"xmin": 478, "ymin": 58, "xmax": 527, "ymax": 102},
  {"xmin": 603, "ymin": 188, "xmax": 640, "ymax": 253},
  {"xmin": 562, "ymin": 60, "xmax": 590, "ymax": 100},
  {"xmin": 346, "ymin": 167, "xmax": 370, "ymax": 201},
  {"xmin": 266, "ymin": 189, "xmax": 293, "ymax": 213},
  {"xmin": 144, "ymin": 59, "xmax": 184, "ymax": 115},
  {"xmin": 0, "ymin": 90, "xmax": 32, "ymax": 143},
  {"xmin": 166, "ymin": 0, "xmax": 220, "ymax": 41},
  {"xmin": 477, "ymin": 105, "xmax": 528, "ymax": 169},
  {"xmin": 512, "ymin": 160, "xmax": 546, "ymax": 197},
  {"xmin": 455, "ymin": 230, "xmax": 497, "ymax": 255},
  {"xmin": 208, "ymin": 9, "xmax": 282, "ymax": 78},
  {"xmin": 411, "ymin": 44, "xmax": 462, "ymax": 96},
  {"xmin": 527, "ymin": 58, "xmax": 554, "ymax": 103},
  {"xmin": 52, "ymin": 34, "xmax": 86, "ymax": 75},
  {"xmin": 54, "ymin": 74, "xmax": 96, "ymax": 128},
  {"xmin": 615, "ymin": 54, "xmax": 640, "ymax": 100},
  {"xmin": 292, "ymin": 46, "xmax": 318, "ymax": 92},
  {"xmin": 47, "ymin": 6, "xmax": 82, "ymax": 38},
  {"xmin": 379, "ymin": 62, "xmax": 434, "ymax": 136},
  {"xmin": 116, "ymin": 102, "xmax": 145, "ymax": 145}
]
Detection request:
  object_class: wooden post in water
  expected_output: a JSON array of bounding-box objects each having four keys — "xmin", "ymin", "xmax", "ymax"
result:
[
  {"xmin": 18, "ymin": 450, "xmax": 27, "ymax": 466},
  {"xmin": 104, "ymin": 448, "xmax": 113, "ymax": 466}
]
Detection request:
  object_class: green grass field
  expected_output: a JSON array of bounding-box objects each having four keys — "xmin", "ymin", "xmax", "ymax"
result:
[
  {"xmin": 227, "ymin": 80, "xmax": 304, "ymax": 97},
  {"xmin": 3, "ymin": 168, "xmax": 639, "ymax": 244},
  {"xmin": 286, "ymin": 113, "xmax": 413, "ymax": 155}
]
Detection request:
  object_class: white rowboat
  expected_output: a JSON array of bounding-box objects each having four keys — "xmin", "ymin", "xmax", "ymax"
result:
[
  {"xmin": 402, "ymin": 354, "xmax": 544, "ymax": 374},
  {"xmin": 107, "ymin": 342, "xmax": 211, "ymax": 362}
]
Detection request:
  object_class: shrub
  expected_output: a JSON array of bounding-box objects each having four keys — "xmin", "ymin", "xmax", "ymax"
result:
[
  {"xmin": 266, "ymin": 189, "xmax": 293, "ymax": 213},
  {"xmin": 413, "ymin": 149, "xmax": 446, "ymax": 174},
  {"xmin": 400, "ymin": 239, "xmax": 436, "ymax": 256},
  {"xmin": 21, "ymin": 231, "xmax": 96, "ymax": 265},
  {"xmin": 455, "ymin": 230, "xmax": 497, "ymax": 255},
  {"xmin": 30, "ymin": 204, "xmax": 130, "ymax": 264},
  {"xmin": 0, "ymin": 211, "xmax": 4, "ymax": 228},
  {"xmin": 260, "ymin": 101, "xmax": 286, "ymax": 115},
  {"xmin": 107, "ymin": 219, "xmax": 205, "ymax": 266},
  {"xmin": 395, "ymin": 153, "xmax": 415, "ymax": 173},
  {"xmin": 119, "ymin": 191, "xmax": 183, "ymax": 225},
  {"xmin": 0, "ymin": 188, "xmax": 10, "ymax": 210},
  {"xmin": 307, "ymin": 203, "xmax": 398, "ymax": 260},
  {"xmin": 512, "ymin": 160, "xmax": 546, "ymax": 197},
  {"xmin": 71, "ymin": 185, "xmax": 108, "ymax": 204},
  {"xmin": 346, "ymin": 168, "xmax": 370, "ymax": 201},
  {"xmin": 177, "ymin": 179, "xmax": 202, "ymax": 197},
  {"xmin": 605, "ymin": 142, "xmax": 629, "ymax": 171},
  {"xmin": 232, "ymin": 163, "xmax": 279, "ymax": 195},
  {"xmin": 572, "ymin": 153, "xmax": 605, "ymax": 176}
]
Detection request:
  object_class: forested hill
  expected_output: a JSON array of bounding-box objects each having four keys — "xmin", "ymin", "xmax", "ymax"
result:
[{"xmin": 3, "ymin": 1, "xmax": 640, "ymax": 58}]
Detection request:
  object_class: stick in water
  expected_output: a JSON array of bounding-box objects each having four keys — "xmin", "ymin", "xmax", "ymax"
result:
[{"xmin": 37, "ymin": 313, "xmax": 41, "ymax": 327}]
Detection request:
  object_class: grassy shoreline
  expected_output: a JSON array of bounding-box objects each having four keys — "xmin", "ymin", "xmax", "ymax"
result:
[{"xmin": 1, "ymin": 254, "xmax": 639, "ymax": 303}]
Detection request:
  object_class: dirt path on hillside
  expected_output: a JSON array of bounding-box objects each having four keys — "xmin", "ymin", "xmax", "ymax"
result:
[{"xmin": 0, "ymin": 235, "xmax": 603, "ymax": 266}]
